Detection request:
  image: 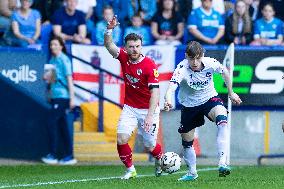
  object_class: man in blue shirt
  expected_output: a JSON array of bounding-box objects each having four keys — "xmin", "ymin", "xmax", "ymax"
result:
[
  {"xmin": 51, "ymin": 0, "xmax": 90, "ymax": 44},
  {"xmin": 188, "ymin": 0, "xmax": 224, "ymax": 45}
]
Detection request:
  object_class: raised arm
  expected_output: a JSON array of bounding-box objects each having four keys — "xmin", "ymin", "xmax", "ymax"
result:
[{"xmin": 104, "ymin": 15, "xmax": 119, "ymax": 57}]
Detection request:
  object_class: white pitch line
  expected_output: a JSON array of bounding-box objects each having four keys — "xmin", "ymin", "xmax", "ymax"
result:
[{"xmin": 0, "ymin": 167, "xmax": 219, "ymax": 189}]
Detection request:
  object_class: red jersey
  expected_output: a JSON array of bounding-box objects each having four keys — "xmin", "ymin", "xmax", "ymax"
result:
[{"xmin": 117, "ymin": 48, "xmax": 159, "ymax": 109}]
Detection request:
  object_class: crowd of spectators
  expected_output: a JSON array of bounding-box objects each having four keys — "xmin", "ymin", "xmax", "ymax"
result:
[{"xmin": 0, "ymin": 0, "xmax": 284, "ymax": 48}]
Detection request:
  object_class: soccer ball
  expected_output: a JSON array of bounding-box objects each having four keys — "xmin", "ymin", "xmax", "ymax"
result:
[{"xmin": 161, "ymin": 152, "xmax": 181, "ymax": 174}]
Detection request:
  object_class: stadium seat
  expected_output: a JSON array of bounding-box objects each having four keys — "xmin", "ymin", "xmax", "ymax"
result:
[
  {"xmin": 40, "ymin": 24, "xmax": 52, "ymax": 44},
  {"xmin": 145, "ymin": 26, "xmax": 153, "ymax": 45},
  {"xmin": 91, "ymin": 28, "xmax": 98, "ymax": 45}
]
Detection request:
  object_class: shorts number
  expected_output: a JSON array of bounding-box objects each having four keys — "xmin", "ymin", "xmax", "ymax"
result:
[{"xmin": 151, "ymin": 124, "xmax": 157, "ymax": 135}]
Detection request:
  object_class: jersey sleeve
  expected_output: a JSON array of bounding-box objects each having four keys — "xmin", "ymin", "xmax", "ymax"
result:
[
  {"xmin": 147, "ymin": 60, "xmax": 159, "ymax": 89},
  {"xmin": 170, "ymin": 62, "xmax": 185, "ymax": 85},
  {"xmin": 116, "ymin": 48, "xmax": 127, "ymax": 64},
  {"xmin": 211, "ymin": 58, "xmax": 225, "ymax": 74}
]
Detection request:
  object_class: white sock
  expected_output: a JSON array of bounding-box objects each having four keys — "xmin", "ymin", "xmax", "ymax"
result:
[
  {"xmin": 127, "ymin": 165, "xmax": 135, "ymax": 172},
  {"xmin": 183, "ymin": 146, "xmax": 197, "ymax": 174},
  {"xmin": 217, "ymin": 124, "xmax": 228, "ymax": 166}
]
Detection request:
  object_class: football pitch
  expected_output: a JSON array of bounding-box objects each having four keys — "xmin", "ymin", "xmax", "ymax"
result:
[{"xmin": 0, "ymin": 165, "xmax": 283, "ymax": 189}]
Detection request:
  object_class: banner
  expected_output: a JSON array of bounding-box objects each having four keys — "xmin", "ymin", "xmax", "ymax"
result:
[
  {"xmin": 0, "ymin": 49, "xmax": 47, "ymax": 102},
  {"xmin": 71, "ymin": 45, "xmax": 176, "ymax": 108}
]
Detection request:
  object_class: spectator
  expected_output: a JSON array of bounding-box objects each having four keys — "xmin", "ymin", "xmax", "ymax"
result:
[
  {"xmin": 2, "ymin": 0, "xmax": 41, "ymax": 47},
  {"xmin": 32, "ymin": 0, "xmax": 63, "ymax": 24},
  {"xmin": 0, "ymin": 0, "xmax": 17, "ymax": 32},
  {"xmin": 258, "ymin": 0, "xmax": 284, "ymax": 21},
  {"xmin": 188, "ymin": 0, "xmax": 225, "ymax": 45},
  {"xmin": 225, "ymin": 0, "xmax": 252, "ymax": 45},
  {"xmin": 244, "ymin": 0, "xmax": 259, "ymax": 21},
  {"xmin": 42, "ymin": 36, "xmax": 77, "ymax": 165},
  {"xmin": 151, "ymin": 0, "xmax": 184, "ymax": 45},
  {"xmin": 250, "ymin": 3, "xmax": 283, "ymax": 46},
  {"xmin": 177, "ymin": 0, "xmax": 193, "ymax": 21},
  {"xmin": 51, "ymin": 0, "xmax": 91, "ymax": 45},
  {"xmin": 124, "ymin": 14, "xmax": 152, "ymax": 45},
  {"xmin": 128, "ymin": 0, "xmax": 157, "ymax": 25},
  {"xmin": 193, "ymin": 0, "xmax": 225, "ymax": 15},
  {"xmin": 76, "ymin": 0, "xmax": 96, "ymax": 35},
  {"xmin": 95, "ymin": 6, "xmax": 121, "ymax": 45},
  {"xmin": 95, "ymin": 0, "xmax": 128, "ymax": 28}
]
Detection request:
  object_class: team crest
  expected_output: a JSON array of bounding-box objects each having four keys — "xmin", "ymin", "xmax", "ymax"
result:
[
  {"xmin": 206, "ymin": 72, "xmax": 212, "ymax": 77},
  {"xmin": 137, "ymin": 69, "xmax": 142, "ymax": 75},
  {"xmin": 153, "ymin": 69, "xmax": 159, "ymax": 77}
]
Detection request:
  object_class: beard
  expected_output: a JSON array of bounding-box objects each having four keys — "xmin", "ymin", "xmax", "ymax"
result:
[{"xmin": 129, "ymin": 53, "xmax": 140, "ymax": 61}]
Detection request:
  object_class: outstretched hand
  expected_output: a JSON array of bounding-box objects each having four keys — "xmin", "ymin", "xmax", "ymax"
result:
[
  {"xmin": 229, "ymin": 92, "xmax": 242, "ymax": 105},
  {"xmin": 107, "ymin": 15, "xmax": 119, "ymax": 29}
]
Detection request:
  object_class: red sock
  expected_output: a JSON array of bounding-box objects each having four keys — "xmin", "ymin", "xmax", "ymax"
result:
[
  {"xmin": 117, "ymin": 143, "xmax": 133, "ymax": 168},
  {"xmin": 150, "ymin": 143, "xmax": 162, "ymax": 159}
]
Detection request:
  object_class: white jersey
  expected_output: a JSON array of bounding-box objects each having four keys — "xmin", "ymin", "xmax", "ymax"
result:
[{"xmin": 170, "ymin": 57, "xmax": 225, "ymax": 107}]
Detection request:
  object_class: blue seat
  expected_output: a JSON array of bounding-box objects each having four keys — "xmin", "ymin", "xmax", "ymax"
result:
[
  {"xmin": 91, "ymin": 28, "xmax": 98, "ymax": 45},
  {"xmin": 40, "ymin": 24, "xmax": 52, "ymax": 44}
]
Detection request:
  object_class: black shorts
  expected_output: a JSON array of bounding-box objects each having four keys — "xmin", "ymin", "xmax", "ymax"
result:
[{"xmin": 178, "ymin": 96, "xmax": 226, "ymax": 133}]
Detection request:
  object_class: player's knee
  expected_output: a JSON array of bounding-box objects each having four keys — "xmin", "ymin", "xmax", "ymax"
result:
[
  {"xmin": 182, "ymin": 139, "xmax": 194, "ymax": 148},
  {"xmin": 117, "ymin": 134, "xmax": 129, "ymax": 145},
  {"xmin": 216, "ymin": 115, "xmax": 227, "ymax": 126},
  {"xmin": 144, "ymin": 140, "xmax": 156, "ymax": 151}
]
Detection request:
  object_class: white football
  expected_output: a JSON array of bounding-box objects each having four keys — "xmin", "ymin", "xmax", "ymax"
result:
[{"xmin": 161, "ymin": 152, "xmax": 181, "ymax": 174}]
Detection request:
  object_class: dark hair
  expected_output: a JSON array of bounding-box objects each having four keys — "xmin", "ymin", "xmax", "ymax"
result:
[
  {"xmin": 185, "ymin": 41, "xmax": 205, "ymax": 59},
  {"xmin": 124, "ymin": 33, "xmax": 143, "ymax": 44},
  {"xmin": 157, "ymin": 0, "xmax": 177, "ymax": 17},
  {"xmin": 103, "ymin": 5, "xmax": 113, "ymax": 13},
  {"xmin": 262, "ymin": 2, "xmax": 275, "ymax": 11},
  {"xmin": 49, "ymin": 36, "xmax": 67, "ymax": 54},
  {"xmin": 132, "ymin": 13, "xmax": 142, "ymax": 19}
]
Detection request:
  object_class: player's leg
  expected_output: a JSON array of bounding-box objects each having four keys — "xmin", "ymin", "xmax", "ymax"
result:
[
  {"xmin": 178, "ymin": 129, "xmax": 199, "ymax": 181},
  {"xmin": 139, "ymin": 110, "xmax": 163, "ymax": 176},
  {"xmin": 178, "ymin": 106, "xmax": 203, "ymax": 181},
  {"xmin": 117, "ymin": 105, "xmax": 138, "ymax": 179},
  {"xmin": 207, "ymin": 104, "xmax": 231, "ymax": 177}
]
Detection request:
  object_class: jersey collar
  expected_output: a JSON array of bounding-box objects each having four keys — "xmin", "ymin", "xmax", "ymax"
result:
[{"xmin": 129, "ymin": 54, "xmax": 145, "ymax": 64}]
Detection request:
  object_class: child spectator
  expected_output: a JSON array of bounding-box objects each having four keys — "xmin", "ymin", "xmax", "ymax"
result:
[
  {"xmin": 95, "ymin": 0, "xmax": 128, "ymax": 28},
  {"xmin": 225, "ymin": 0, "xmax": 252, "ymax": 45},
  {"xmin": 250, "ymin": 3, "xmax": 283, "ymax": 46},
  {"xmin": 95, "ymin": 6, "xmax": 121, "ymax": 45},
  {"xmin": 151, "ymin": 0, "xmax": 184, "ymax": 45},
  {"xmin": 124, "ymin": 14, "xmax": 152, "ymax": 45}
]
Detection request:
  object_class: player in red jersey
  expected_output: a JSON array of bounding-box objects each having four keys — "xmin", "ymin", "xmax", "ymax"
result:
[{"xmin": 104, "ymin": 15, "xmax": 163, "ymax": 179}]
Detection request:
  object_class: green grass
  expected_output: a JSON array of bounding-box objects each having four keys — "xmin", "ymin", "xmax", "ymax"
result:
[{"xmin": 0, "ymin": 165, "xmax": 283, "ymax": 189}]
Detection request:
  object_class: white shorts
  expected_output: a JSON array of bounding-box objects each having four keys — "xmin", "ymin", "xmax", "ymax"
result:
[{"xmin": 117, "ymin": 104, "xmax": 160, "ymax": 148}]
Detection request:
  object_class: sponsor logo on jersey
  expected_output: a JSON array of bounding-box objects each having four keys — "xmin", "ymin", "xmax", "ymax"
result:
[
  {"xmin": 137, "ymin": 69, "xmax": 142, "ymax": 75},
  {"xmin": 125, "ymin": 73, "xmax": 139, "ymax": 84},
  {"xmin": 189, "ymin": 79, "xmax": 209, "ymax": 90},
  {"xmin": 153, "ymin": 69, "xmax": 159, "ymax": 77},
  {"xmin": 206, "ymin": 72, "xmax": 212, "ymax": 77}
]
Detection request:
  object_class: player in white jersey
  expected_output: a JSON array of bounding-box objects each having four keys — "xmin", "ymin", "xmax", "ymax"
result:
[{"xmin": 164, "ymin": 41, "xmax": 242, "ymax": 181}]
